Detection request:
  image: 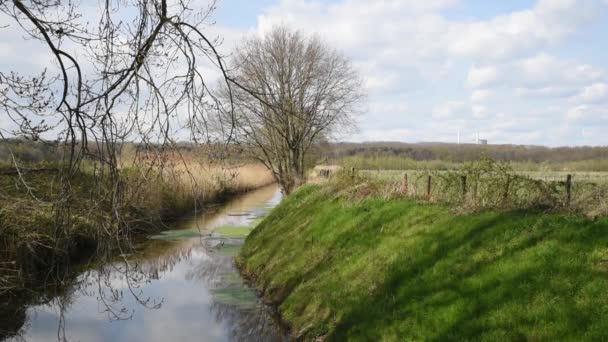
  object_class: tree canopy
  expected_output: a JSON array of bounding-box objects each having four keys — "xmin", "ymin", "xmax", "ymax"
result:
[{"xmin": 222, "ymin": 26, "xmax": 364, "ymax": 193}]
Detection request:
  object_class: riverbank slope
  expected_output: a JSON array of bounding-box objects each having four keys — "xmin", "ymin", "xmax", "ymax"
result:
[{"xmin": 238, "ymin": 184, "xmax": 608, "ymax": 341}]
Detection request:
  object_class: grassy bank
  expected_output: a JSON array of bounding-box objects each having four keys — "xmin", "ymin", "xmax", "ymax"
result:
[{"xmin": 239, "ymin": 184, "xmax": 608, "ymax": 341}]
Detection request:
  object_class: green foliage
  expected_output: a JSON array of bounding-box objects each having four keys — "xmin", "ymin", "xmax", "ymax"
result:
[
  {"xmin": 239, "ymin": 185, "xmax": 608, "ymax": 341},
  {"xmin": 434, "ymin": 157, "xmax": 567, "ymax": 210}
]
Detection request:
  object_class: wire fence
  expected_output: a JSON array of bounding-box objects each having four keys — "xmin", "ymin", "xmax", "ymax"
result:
[{"xmin": 316, "ymin": 160, "xmax": 608, "ymax": 216}]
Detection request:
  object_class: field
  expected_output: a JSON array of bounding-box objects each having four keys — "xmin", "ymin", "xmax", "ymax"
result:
[{"xmin": 326, "ymin": 144, "xmax": 608, "ymax": 171}]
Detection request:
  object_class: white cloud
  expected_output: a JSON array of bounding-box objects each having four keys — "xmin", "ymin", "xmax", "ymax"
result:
[
  {"xmin": 370, "ymin": 101, "xmax": 408, "ymax": 115},
  {"xmin": 514, "ymin": 86, "xmax": 577, "ymax": 98},
  {"xmin": 257, "ymin": 0, "xmax": 608, "ymax": 71},
  {"xmin": 519, "ymin": 53, "xmax": 604, "ymax": 86},
  {"xmin": 355, "ymin": 128, "xmax": 414, "ymax": 142},
  {"xmin": 566, "ymin": 104, "xmax": 608, "ymax": 123},
  {"xmin": 356, "ymin": 62, "xmax": 402, "ymax": 93},
  {"xmin": 467, "ymin": 65, "xmax": 500, "ymax": 88},
  {"xmin": 432, "ymin": 101, "xmax": 468, "ymax": 119},
  {"xmin": 446, "ymin": 0, "xmax": 606, "ymax": 60},
  {"xmin": 467, "ymin": 54, "xmax": 605, "ymax": 99},
  {"xmin": 0, "ymin": 42, "xmax": 14, "ymax": 58},
  {"xmin": 572, "ymin": 83, "xmax": 608, "ymax": 103},
  {"xmin": 470, "ymin": 89, "xmax": 492, "ymax": 103},
  {"xmin": 472, "ymin": 104, "xmax": 488, "ymax": 118}
]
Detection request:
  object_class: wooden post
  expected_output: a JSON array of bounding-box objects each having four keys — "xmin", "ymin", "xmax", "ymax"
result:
[
  {"xmin": 427, "ymin": 175, "xmax": 432, "ymax": 199},
  {"xmin": 473, "ymin": 182, "xmax": 478, "ymax": 202},
  {"xmin": 403, "ymin": 173, "xmax": 409, "ymax": 195},
  {"xmin": 566, "ymin": 174, "xmax": 572, "ymax": 206},
  {"xmin": 351, "ymin": 167, "xmax": 356, "ymax": 180},
  {"xmin": 461, "ymin": 175, "xmax": 467, "ymax": 199},
  {"xmin": 503, "ymin": 174, "xmax": 511, "ymax": 202}
]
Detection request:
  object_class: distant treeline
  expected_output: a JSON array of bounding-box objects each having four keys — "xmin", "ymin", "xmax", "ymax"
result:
[
  {"xmin": 319, "ymin": 142, "xmax": 608, "ymax": 171},
  {"xmin": 0, "ymin": 139, "xmax": 254, "ymax": 167},
  {"xmin": 0, "ymin": 139, "xmax": 63, "ymax": 165},
  {"xmin": 4, "ymin": 139, "xmax": 608, "ymax": 171}
]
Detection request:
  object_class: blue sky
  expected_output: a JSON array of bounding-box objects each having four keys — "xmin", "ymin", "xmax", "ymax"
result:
[
  {"xmin": 209, "ymin": 0, "xmax": 608, "ymax": 146},
  {"xmin": 1, "ymin": 0, "xmax": 607, "ymax": 146}
]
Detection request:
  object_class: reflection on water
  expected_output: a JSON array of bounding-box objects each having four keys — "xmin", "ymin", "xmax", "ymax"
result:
[{"xmin": 4, "ymin": 185, "xmax": 285, "ymax": 342}]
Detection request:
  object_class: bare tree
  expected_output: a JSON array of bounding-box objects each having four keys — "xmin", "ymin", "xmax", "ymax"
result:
[
  {"xmin": 0, "ymin": 0, "xmax": 233, "ymax": 237},
  {"xmin": 222, "ymin": 26, "xmax": 364, "ymax": 194}
]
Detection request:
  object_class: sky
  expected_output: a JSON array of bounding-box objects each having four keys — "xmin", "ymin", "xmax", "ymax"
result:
[
  {"xmin": 1, "ymin": 0, "xmax": 607, "ymax": 146},
  {"xmin": 209, "ymin": 0, "xmax": 608, "ymax": 146}
]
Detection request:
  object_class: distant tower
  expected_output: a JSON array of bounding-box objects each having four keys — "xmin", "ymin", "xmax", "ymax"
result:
[
  {"xmin": 476, "ymin": 130, "xmax": 480, "ymax": 144},
  {"xmin": 457, "ymin": 131, "xmax": 460, "ymax": 145}
]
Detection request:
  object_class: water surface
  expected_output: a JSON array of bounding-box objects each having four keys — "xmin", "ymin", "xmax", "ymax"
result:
[{"xmin": 5, "ymin": 185, "xmax": 285, "ymax": 342}]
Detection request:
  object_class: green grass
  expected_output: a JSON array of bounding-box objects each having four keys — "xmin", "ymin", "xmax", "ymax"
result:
[{"xmin": 238, "ymin": 185, "xmax": 608, "ymax": 341}]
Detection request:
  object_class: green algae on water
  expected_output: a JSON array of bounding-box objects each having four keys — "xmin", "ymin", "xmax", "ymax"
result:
[{"xmin": 148, "ymin": 228, "xmax": 208, "ymax": 241}]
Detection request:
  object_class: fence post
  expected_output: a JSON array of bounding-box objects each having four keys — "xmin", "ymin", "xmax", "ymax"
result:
[
  {"xmin": 461, "ymin": 175, "xmax": 467, "ymax": 200},
  {"xmin": 427, "ymin": 175, "xmax": 432, "ymax": 199},
  {"xmin": 566, "ymin": 174, "xmax": 572, "ymax": 206},
  {"xmin": 403, "ymin": 173, "xmax": 409, "ymax": 195},
  {"xmin": 351, "ymin": 167, "xmax": 356, "ymax": 180},
  {"xmin": 473, "ymin": 182, "xmax": 478, "ymax": 203},
  {"xmin": 503, "ymin": 174, "xmax": 511, "ymax": 202}
]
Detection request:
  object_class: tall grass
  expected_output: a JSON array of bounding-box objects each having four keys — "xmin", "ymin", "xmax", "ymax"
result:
[{"xmin": 125, "ymin": 162, "xmax": 275, "ymax": 222}]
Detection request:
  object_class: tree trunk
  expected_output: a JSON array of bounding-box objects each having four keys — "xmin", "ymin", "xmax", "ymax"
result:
[{"xmin": 280, "ymin": 147, "xmax": 306, "ymax": 195}]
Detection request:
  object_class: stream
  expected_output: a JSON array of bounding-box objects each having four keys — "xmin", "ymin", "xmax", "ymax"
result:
[{"xmin": 3, "ymin": 184, "xmax": 286, "ymax": 342}]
